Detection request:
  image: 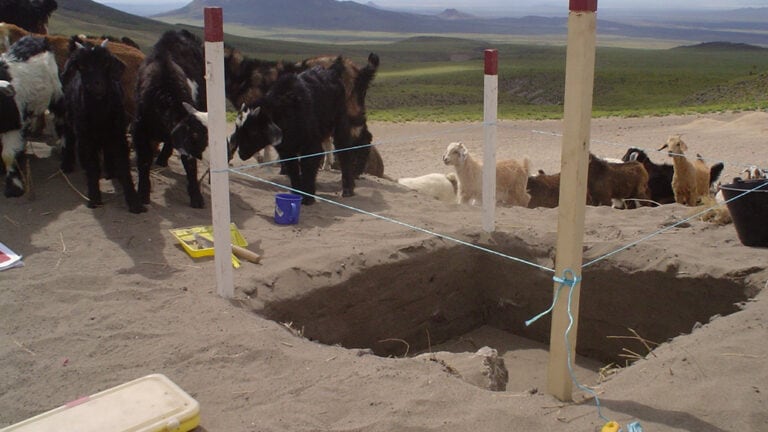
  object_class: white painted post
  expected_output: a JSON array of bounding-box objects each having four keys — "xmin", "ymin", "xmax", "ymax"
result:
[
  {"xmin": 204, "ymin": 7, "xmax": 234, "ymax": 298},
  {"xmin": 482, "ymin": 49, "xmax": 498, "ymax": 233},
  {"xmin": 546, "ymin": 0, "xmax": 598, "ymax": 401}
]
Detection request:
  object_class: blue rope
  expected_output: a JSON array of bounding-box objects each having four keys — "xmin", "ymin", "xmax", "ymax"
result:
[
  {"xmin": 525, "ymin": 269, "xmax": 609, "ymax": 424},
  {"xmin": 218, "ymin": 123, "xmax": 481, "ymax": 174},
  {"xmin": 231, "ymin": 170, "xmax": 556, "ymax": 274},
  {"xmin": 582, "ymin": 180, "xmax": 767, "ymax": 268}
]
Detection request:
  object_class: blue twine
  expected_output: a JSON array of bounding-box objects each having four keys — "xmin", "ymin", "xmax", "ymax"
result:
[
  {"xmin": 218, "ymin": 122, "xmax": 481, "ymax": 174},
  {"xmin": 525, "ymin": 269, "xmax": 609, "ymax": 423},
  {"xmin": 625, "ymin": 421, "xmax": 644, "ymax": 432},
  {"xmin": 582, "ymin": 179, "xmax": 767, "ymax": 268},
  {"xmin": 524, "ymin": 269, "xmax": 581, "ymax": 327},
  {"xmin": 231, "ymin": 171, "xmax": 556, "ymax": 274}
]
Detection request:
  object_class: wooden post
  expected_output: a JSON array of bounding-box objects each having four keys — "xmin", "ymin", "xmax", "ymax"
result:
[
  {"xmin": 546, "ymin": 0, "xmax": 597, "ymax": 401},
  {"xmin": 482, "ymin": 49, "xmax": 498, "ymax": 233},
  {"xmin": 204, "ymin": 7, "xmax": 234, "ymax": 298}
]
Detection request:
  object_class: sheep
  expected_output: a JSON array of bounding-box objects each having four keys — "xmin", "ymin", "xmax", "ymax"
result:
[
  {"xmin": 1, "ymin": 35, "xmax": 62, "ymax": 198},
  {"xmin": 526, "ymin": 169, "xmax": 560, "ymax": 209},
  {"xmin": 441, "ymin": 142, "xmax": 531, "ymax": 207},
  {"xmin": 60, "ymin": 38, "xmax": 145, "ymax": 213},
  {"xmin": 397, "ymin": 173, "xmax": 458, "ymax": 203},
  {"xmin": 621, "ymin": 147, "xmax": 675, "ymax": 205},
  {"xmin": 586, "ymin": 153, "xmax": 650, "ymax": 208},
  {"xmin": 224, "ymin": 48, "xmax": 380, "ymax": 179},
  {"xmin": 657, "ymin": 135, "xmax": 717, "ymax": 206},
  {"xmin": 0, "ymin": 0, "xmax": 57, "ymax": 33},
  {"xmin": 132, "ymin": 29, "xmax": 208, "ymax": 208},
  {"xmin": 229, "ymin": 57, "xmax": 357, "ymax": 205}
]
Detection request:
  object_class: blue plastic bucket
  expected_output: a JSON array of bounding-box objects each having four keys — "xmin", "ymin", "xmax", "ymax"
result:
[{"xmin": 274, "ymin": 193, "xmax": 302, "ymax": 225}]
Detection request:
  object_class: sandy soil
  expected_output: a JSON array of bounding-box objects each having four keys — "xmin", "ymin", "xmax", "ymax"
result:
[{"xmin": 1, "ymin": 112, "xmax": 767, "ymax": 431}]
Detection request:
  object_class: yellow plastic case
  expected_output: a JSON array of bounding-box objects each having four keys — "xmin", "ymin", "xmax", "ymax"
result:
[
  {"xmin": 169, "ymin": 223, "xmax": 247, "ymax": 258},
  {"xmin": 0, "ymin": 374, "xmax": 200, "ymax": 432}
]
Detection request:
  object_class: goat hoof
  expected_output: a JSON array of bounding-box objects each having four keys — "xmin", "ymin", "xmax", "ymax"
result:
[
  {"xmin": 129, "ymin": 204, "xmax": 148, "ymax": 214},
  {"xmin": 190, "ymin": 196, "xmax": 205, "ymax": 209},
  {"xmin": 302, "ymin": 196, "xmax": 315, "ymax": 205},
  {"xmin": 4, "ymin": 184, "xmax": 24, "ymax": 198},
  {"xmin": 60, "ymin": 162, "xmax": 75, "ymax": 173},
  {"xmin": 342, "ymin": 189, "xmax": 355, "ymax": 197}
]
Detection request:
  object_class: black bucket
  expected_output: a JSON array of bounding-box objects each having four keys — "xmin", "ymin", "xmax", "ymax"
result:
[{"xmin": 720, "ymin": 178, "xmax": 768, "ymax": 247}]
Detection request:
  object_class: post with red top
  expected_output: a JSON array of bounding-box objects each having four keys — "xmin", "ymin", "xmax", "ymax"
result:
[
  {"xmin": 546, "ymin": 0, "xmax": 598, "ymax": 401},
  {"xmin": 205, "ymin": 7, "xmax": 234, "ymax": 298},
  {"xmin": 482, "ymin": 49, "xmax": 498, "ymax": 232}
]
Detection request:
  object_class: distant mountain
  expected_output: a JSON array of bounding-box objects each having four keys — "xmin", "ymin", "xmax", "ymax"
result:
[
  {"xmin": 102, "ymin": 2, "xmax": 188, "ymax": 17},
  {"xmin": 437, "ymin": 9, "xmax": 475, "ymax": 20},
  {"xmin": 155, "ymin": 0, "xmax": 768, "ymax": 45}
]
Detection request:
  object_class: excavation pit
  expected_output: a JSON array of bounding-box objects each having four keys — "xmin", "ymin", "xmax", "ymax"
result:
[{"xmin": 256, "ymin": 236, "xmax": 756, "ymax": 366}]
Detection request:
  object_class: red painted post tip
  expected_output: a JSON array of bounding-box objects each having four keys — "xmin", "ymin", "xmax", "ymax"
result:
[
  {"xmin": 204, "ymin": 7, "xmax": 223, "ymax": 42},
  {"xmin": 569, "ymin": 0, "xmax": 597, "ymax": 12},
  {"xmin": 484, "ymin": 49, "xmax": 498, "ymax": 76}
]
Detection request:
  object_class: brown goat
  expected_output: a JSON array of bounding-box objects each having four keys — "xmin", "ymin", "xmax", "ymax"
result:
[
  {"xmin": 526, "ymin": 170, "xmax": 561, "ymax": 209},
  {"xmin": 587, "ymin": 153, "xmax": 651, "ymax": 208},
  {"xmin": 658, "ymin": 135, "xmax": 708, "ymax": 206},
  {"xmin": 0, "ymin": 22, "xmax": 144, "ymax": 119}
]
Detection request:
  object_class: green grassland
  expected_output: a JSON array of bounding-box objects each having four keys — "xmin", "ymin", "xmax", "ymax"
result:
[{"xmin": 49, "ymin": 12, "xmax": 768, "ymax": 122}]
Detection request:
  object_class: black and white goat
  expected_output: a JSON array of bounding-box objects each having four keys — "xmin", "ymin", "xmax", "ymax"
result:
[
  {"xmin": 228, "ymin": 57, "xmax": 356, "ymax": 205},
  {"xmin": 0, "ymin": 0, "xmax": 57, "ymax": 34},
  {"xmin": 60, "ymin": 38, "xmax": 145, "ymax": 213},
  {"xmin": 132, "ymin": 29, "xmax": 208, "ymax": 208},
  {"xmin": 621, "ymin": 147, "xmax": 675, "ymax": 205},
  {"xmin": 0, "ymin": 35, "xmax": 62, "ymax": 198}
]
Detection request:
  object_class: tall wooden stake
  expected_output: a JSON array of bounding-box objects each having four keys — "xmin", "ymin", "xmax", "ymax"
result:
[
  {"xmin": 482, "ymin": 49, "xmax": 498, "ymax": 233},
  {"xmin": 546, "ymin": 0, "xmax": 597, "ymax": 401},
  {"xmin": 205, "ymin": 8, "xmax": 234, "ymax": 298}
]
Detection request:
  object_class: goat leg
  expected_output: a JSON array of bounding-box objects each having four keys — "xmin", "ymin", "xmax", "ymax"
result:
[
  {"xmin": 298, "ymin": 153, "xmax": 322, "ymax": 205},
  {"xmin": 180, "ymin": 154, "xmax": 204, "ymax": 208}
]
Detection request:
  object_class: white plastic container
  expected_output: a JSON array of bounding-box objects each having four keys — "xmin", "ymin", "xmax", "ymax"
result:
[{"xmin": 1, "ymin": 374, "xmax": 200, "ymax": 432}]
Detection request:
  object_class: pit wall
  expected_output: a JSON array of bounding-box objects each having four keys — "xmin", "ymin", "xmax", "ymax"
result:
[{"xmin": 257, "ymin": 235, "xmax": 754, "ymax": 364}]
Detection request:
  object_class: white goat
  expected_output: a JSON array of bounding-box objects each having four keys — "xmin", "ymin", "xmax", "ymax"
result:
[
  {"xmin": 442, "ymin": 142, "xmax": 530, "ymax": 207},
  {"xmin": 658, "ymin": 135, "xmax": 708, "ymax": 206},
  {"xmin": 397, "ymin": 173, "xmax": 458, "ymax": 203}
]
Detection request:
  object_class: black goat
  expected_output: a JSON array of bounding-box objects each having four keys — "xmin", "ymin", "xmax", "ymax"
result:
[
  {"xmin": 224, "ymin": 49, "xmax": 380, "ymax": 178},
  {"xmin": 229, "ymin": 57, "xmax": 355, "ymax": 205},
  {"xmin": 0, "ymin": 0, "xmax": 57, "ymax": 33},
  {"xmin": 132, "ymin": 29, "xmax": 208, "ymax": 208},
  {"xmin": 61, "ymin": 38, "xmax": 145, "ymax": 213},
  {"xmin": 1, "ymin": 35, "xmax": 62, "ymax": 198},
  {"xmin": 621, "ymin": 147, "xmax": 675, "ymax": 205}
]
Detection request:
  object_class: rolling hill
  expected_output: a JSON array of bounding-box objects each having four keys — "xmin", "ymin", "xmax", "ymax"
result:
[{"xmin": 154, "ymin": 0, "xmax": 768, "ymax": 46}]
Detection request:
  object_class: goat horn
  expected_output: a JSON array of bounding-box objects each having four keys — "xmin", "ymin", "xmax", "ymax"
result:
[
  {"xmin": 101, "ymin": 39, "xmax": 108, "ymax": 48},
  {"xmin": 75, "ymin": 41, "xmax": 85, "ymax": 50}
]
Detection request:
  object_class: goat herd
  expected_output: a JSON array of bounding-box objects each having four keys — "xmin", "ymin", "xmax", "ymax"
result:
[
  {"xmin": 398, "ymin": 135, "xmax": 740, "ymax": 212},
  {"xmin": 1, "ymin": 2, "xmax": 765, "ymax": 219},
  {"xmin": 0, "ymin": 0, "xmax": 380, "ymax": 213}
]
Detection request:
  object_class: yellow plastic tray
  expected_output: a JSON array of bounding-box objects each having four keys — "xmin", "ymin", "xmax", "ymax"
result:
[
  {"xmin": 170, "ymin": 223, "xmax": 246, "ymax": 257},
  {"xmin": 0, "ymin": 373, "xmax": 200, "ymax": 432},
  {"xmin": 170, "ymin": 223, "xmax": 247, "ymax": 268}
]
